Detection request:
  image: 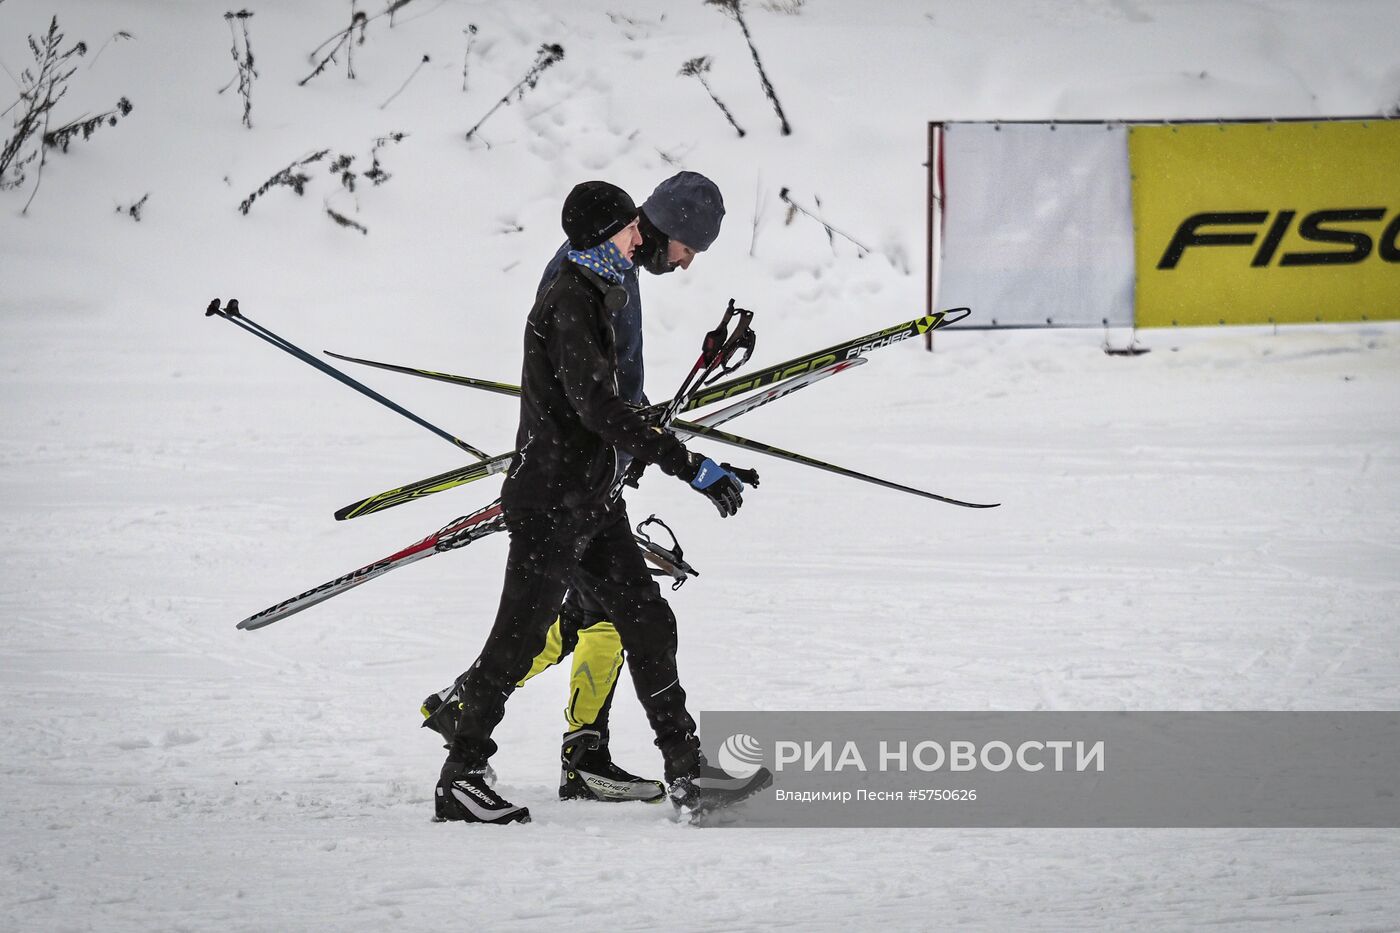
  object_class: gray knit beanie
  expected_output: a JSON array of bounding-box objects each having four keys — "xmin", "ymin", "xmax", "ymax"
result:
[{"xmin": 640, "ymin": 172, "xmax": 725, "ymax": 252}]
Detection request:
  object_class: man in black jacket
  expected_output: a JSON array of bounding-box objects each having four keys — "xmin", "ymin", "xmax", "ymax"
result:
[
  {"xmin": 420, "ymin": 172, "xmax": 728, "ymax": 804},
  {"xmin": 435, "ymin": 181, "xmax": 769, "ymax": 825}
]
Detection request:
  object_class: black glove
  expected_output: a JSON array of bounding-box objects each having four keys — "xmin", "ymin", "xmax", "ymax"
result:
[
  {"xmin": 721, "ymin": 463, "xmax": 759, "ymax": 488},
  {"xmin": 687, "ymin": 456, "xmax": 747, "ymax": 518}
]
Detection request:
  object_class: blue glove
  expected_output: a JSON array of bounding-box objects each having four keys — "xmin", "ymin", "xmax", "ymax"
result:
[{"xmin": 688, "ymin": 457, "xmax": 746, "ymax": 518}]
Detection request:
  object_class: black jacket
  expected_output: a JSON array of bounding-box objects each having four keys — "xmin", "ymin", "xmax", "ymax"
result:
[
  {"xmin": 501, "ymin": 261, "xmax": 691, "ymax": 511},
  {"xmin": 537, "ymin": 240, "xmax": 646, "ymax": 406}
]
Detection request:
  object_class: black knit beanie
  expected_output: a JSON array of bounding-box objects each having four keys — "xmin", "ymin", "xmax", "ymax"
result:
[{"xmin": 561, "ymin": 181, "xmax": 638, "ymax": 250}]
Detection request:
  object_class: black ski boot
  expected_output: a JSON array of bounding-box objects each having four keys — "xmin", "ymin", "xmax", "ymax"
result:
[
  {"xmin": 420, "ymin": 679, "xmax": 463, "ymax": 746},
  {"xmin": 435, "ymin": 760, "xmax": 530, "ymax": 825},
  {"xmin": 422, "ymin": 681, "xmax": 497, "ymax": 785},
  {"xmin": 559, "ymin": 728, "xmax": 665, "ymax": 803},
  {"xmin": 668, "ymin": 759, "xmax": 773, "ymax": 817}
]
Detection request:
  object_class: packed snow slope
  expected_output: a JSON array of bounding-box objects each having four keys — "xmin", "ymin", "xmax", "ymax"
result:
[{"xmin": 2, "ymin": 0, "xmax": 1399, "ymax": 930}]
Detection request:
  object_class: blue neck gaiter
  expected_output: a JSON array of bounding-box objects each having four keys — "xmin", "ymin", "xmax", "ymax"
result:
[{"xmin": 566, "ymin": 239, "xmax": 633, "ymax": 286}]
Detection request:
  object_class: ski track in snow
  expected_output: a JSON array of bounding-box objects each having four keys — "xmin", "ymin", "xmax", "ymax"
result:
[{"xmin": 3, "ymin": 0, "xmax": 1399, "ymax": 929}]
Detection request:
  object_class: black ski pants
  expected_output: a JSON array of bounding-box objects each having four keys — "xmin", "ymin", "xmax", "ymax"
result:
[{"xmin": 449, "ymin": 501, "xmax": 701, "ymax": 780}]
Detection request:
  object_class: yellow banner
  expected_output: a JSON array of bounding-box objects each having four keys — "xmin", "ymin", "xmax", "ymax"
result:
[{"xmin": 1129, "ymin": 120, "xmax": 1400, "ymax": 326}]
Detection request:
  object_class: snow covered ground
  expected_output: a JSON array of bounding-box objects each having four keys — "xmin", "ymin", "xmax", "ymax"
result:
[{"xmin": 2, "ymin": 0, "xmax": 1398, "ymax": 929}]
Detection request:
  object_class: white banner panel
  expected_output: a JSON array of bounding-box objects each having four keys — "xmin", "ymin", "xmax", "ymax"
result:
[{"xmin": 936, "ymin": 123, "xmax": 1135, "ymax": 328}]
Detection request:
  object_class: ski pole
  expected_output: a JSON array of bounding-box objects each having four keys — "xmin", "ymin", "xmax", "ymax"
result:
[
  {"xmin": 611, "ymin": 299, "xmax": 755, "ymax": 496},
  {"xmin": 205, "ymin": 299, "xmax": 490, "ymax": 460},
  {"xmin": 653, "ymin": 299, "xmax": 755, "ymax": 430}
]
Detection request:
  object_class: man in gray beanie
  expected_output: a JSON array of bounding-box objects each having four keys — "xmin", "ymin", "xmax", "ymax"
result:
[
  {"xmin": 421, "ymin": 172, "xmax": 735, "ymax": 806},
  {"xmin": 545, "ymin": 170, "xmax": 726, "ymax": 405}
]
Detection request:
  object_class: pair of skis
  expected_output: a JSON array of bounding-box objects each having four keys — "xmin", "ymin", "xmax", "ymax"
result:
[
  {"xmin": 214, "ymin": 300, "xmax": 994, "ymax": 630},
  {"xmin": 328, "ymin": 306, "xmax": 988, "ymax": 520}
]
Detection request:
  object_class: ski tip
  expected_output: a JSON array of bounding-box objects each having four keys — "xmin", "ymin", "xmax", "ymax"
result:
[
  {"xmin": 941, "ymin": 496, "xmax": 1000, "ymax": 509},
  {"xmin": 939, "ymin": 306, "xmax": 973, "ymax": 327}
]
